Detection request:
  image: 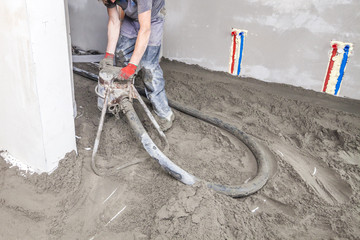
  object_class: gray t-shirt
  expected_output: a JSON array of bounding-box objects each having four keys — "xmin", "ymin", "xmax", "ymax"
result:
[{"xmin": 104, "ymin": 0, "xmax": 164, "ymax": 20}]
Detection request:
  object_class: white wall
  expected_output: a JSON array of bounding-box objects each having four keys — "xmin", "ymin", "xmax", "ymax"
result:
[
  {"xmin": 67, "ymin": 0, "xmax": 360, "ymax": 100},
  {"xmin": 0, "ymin": 1, "xmax": 76, "ymax": 172}
]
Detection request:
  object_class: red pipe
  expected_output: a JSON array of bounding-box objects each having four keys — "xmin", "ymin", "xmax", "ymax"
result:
[
  {"xmin": 323, "ymin": 44, "xmax": 338, "ymax": 92},
  {"xmin": 230, "ymin": 31, "xmax": 237, "ymax": 74}
]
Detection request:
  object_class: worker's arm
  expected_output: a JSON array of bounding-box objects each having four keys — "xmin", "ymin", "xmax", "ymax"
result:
[
  {"xmin": 129, "ymin": 10, "xmax": 151, "ymax": 65},
  {"xmin": 106, "ymin": 6, "xmax": 123, "ymax": 54},
  {"xmin": 118, "ymin": 9, "xmax": 151, "ymax": 79},
  {"xmin": 99, "ymin": 6, "xmax": 124, "ymax": 69}
]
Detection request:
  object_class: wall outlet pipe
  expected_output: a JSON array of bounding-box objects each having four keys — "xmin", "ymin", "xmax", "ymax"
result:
[{"xmin": 322, "ymin": 41, "xmax": 353, "ymax": 96}]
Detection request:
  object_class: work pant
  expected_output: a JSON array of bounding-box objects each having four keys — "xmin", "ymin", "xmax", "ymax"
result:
[{"xmin": 115, "ymin": 15, "xmax": 172, "ymax": 120}]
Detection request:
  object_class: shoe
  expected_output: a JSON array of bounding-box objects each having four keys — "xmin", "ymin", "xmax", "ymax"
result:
[{"xmin": 153, "ymin": 112, "xmax": 175, "ymax": 132}]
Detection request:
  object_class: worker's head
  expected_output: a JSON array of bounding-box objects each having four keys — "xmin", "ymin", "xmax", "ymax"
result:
[{"xmin": 100, "ymin": 0, "xmax": 116, "ymax": 4}]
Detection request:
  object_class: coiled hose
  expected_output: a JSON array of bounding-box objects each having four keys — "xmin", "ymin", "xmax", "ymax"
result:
[{"xmin": 73, "ymin": 67, "xmax": 269, "ymax": 197}]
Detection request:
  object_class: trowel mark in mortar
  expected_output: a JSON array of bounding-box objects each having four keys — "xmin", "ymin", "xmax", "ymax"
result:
[
  {"xmin": 312, "ymin": 167, "xmax": 317, "ymax": 176},
  {"xmin": 251, "ymin": 206, "xmax": 259, "ymax": 213},
  {"xmin": 277, "ymin": 150, "xmax": 284, "ymax": 157},
  {"xmin": 102, "ymin": 188, "xmax": 118, "ymax": 204},
  {"xmin": 263, "ymin": 196, "xmax": 296, "ymax": 217},
  {"xmin": 105, "ymin": 206, "xmax": 127, "ymax": 226},
  {"xmin": 275, "ymin": 144, "xmax": 352, "ymax": 204},
  {"xmin": 249, "ymin": 195, "xmax": 296, "ymax": 217}
]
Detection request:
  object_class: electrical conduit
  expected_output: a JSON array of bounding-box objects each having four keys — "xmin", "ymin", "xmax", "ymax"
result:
[
  {"xmin": 323, "ymin": 44, "xmax": 338, "ymax": 92},
  {"xmin": 334, "ymin": 45, "xmax": 350, "ymax": 95},
  {"xmin": 230, "ymin": 31, "xmax": 237, "ymax": 74},
  {"xmin": 237, "ymin": 32, "xmax": 244, "ymax": 76}
]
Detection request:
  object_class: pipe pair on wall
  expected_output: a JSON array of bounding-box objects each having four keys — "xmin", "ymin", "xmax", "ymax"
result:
[
  {"xmin": 323, "ymin": 41, "xmax": 353, "ymax": 96},
  {"xmin": 228, "ymin": 29, "xmax": 354, "ymax": 97},
  {"xmin": 228, "ymin": 28, "xmax": 247, "ymax": 76}
]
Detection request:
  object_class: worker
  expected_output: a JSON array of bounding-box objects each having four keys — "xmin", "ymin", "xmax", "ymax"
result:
[{"xmin": 99, "ymin": 0, "xmax": 175, "ymax": 131}]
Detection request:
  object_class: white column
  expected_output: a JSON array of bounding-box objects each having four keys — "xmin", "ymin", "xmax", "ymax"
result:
[{"xmin": 0, "ymin": 0, "xmax": 77, "ymax": 173}]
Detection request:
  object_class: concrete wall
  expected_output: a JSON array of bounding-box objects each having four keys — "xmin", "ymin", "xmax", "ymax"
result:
[
  {"xmin": 163, "ymin": 0, "xmax": 360, "ymax": 100},
  {"xmin": 0, "ymin": 1, "xmax": 76, "ymax": 172},
  {"xmin": 68, "ymin": 0, "xmax": 108, "ymax": 52},
  {"xmin": 68, "ymin": 0, "xmax": 360, "ymax": 100}
]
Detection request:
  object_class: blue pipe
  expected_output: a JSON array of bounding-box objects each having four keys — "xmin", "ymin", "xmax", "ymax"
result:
[
  {"xmin": 237, "ymin": 32, "xmax": 244, "ymax": 76},
  {"xmin": 335, "ymin": 45, "xmax": 350, "ymax": 95}
]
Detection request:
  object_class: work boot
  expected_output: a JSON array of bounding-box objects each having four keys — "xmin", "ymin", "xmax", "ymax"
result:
[{"xmin": 153, "ymin": 112, "xmax": 175, "ymax": 132}]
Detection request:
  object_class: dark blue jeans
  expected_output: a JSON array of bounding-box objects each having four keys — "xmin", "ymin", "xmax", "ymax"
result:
[{"xmin": 115, "ymin": 16, "xmax": 173, "ymax": 120}]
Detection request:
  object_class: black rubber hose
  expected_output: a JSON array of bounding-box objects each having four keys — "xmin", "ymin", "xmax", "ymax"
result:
[
  {"xmin": 168, "ymin": 99, "xmax": 269, "ymax": 196},
  {"xmin": 73, "ymin": 67, "xmax": 270, "ymax": 197},
  {"xmin": 121, "ymin": 98, "xmax": 198, "ymax": 185}
]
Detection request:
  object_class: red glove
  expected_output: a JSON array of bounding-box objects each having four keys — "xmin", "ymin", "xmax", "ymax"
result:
[
  {"xmin": 99, "ymin": 52, "xmax": 114, "ymax": 70},
  {"xmin": 118, "ymin": 63, "xmax": 137, "ymax": 80}
]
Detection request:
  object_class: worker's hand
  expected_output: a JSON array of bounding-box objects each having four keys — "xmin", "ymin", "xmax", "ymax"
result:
[
  {"xmin": 118, "ymin": 63, "xmax": 138, "ymax": 80},
  {"xmin": 99, "ymin": 52, "xmax": 114, "ymax": 70}
]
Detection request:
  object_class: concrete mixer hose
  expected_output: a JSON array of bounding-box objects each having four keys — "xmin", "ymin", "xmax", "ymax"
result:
[
  {"xmin": 74, "ymin": 67, "xmax": 269, "ymax": 197},
  {"xmin": 120, "ymin": 95, "xmax": 269, "ymax": 197},
  {"xmin": 168, "ymin": 98, "xmax": 269, "ymax": 197}
]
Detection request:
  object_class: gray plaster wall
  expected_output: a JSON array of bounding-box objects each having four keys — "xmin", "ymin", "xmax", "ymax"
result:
[
  {"xmin": 68, "ymin": 0, "xmax": 108, "ymax": 52},
  {"xmin": 68, "ymin": 0, "xmax": 360, "ymax": 100}
]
